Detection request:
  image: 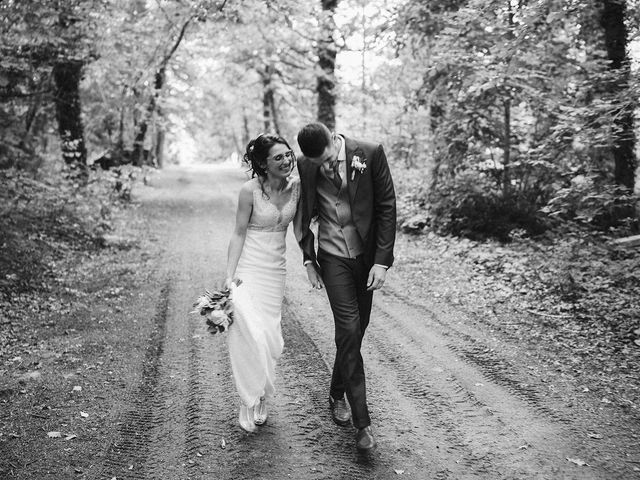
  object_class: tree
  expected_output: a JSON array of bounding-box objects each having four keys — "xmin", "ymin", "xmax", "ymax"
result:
[
  {"xmin": 53, "ymin": 60, "xmax": 87, "ymax": 166},
  {"xmin": 165, "ymin": 0, "xmax": 316, "ymax": 159},
  {"xmin": 1, "ymin": 0, "xmax": 98, "ymax": 170},
  {"xmin": 391, "ymin": 0, "xmax": 637, "ymax": 238},
  {"xmin": 132, "ymin": 15, "xmax": 193, "ymax": 166},
  {"xmin": 600, "ymin": 0, "xmax": 636, "ymax": 191},
  {"xmin": 317, "ymin": 0, "xmax": 338, "ymax": 130}
]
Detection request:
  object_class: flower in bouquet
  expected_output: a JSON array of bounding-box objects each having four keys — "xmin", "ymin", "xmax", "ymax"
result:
[{"xmin": 191, "ymin": 280, "xmax": 241, "ymax": 334}]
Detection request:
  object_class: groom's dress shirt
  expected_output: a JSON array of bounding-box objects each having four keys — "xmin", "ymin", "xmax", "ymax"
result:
[{"xmin": 316, "ymin": 135, "xmax": 364, "ymax": 259}]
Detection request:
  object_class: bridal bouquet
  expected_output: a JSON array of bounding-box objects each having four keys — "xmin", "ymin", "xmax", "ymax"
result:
[{"xmin": 191, "ymin": 281, "xmax": 241, "ymax": 334}]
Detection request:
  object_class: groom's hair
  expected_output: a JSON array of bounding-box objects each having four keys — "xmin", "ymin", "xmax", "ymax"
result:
[{"xmin": 297, "ymin": 122, "xmax": 331, "ymax": 158}]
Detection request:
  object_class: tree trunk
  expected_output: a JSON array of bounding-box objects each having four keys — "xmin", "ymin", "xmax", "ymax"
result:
[
  {"xmin": 156, "ymin": 129, "xmax": 165, "ymax": 168},
  {"xmin": 52, "ymin": 60, "xmax": 87, "ymax": 167},
  {"xmin": 133, "ymin": 18, "xmax": 192, "ymax": 166},
  {"xmin": 360, "ymin": 1, "xmax": 367, "ymax": 133},
  {"xmin": 270, "ymin": 95, "xmax": 281, "ymax": 135},
  {"xmin": 242, "ymin": 110, "xmax": 250, "ymax": 148},
  {"xmin": 317, "ymin": 0, "xmax": 338, "ymax": 130},
  {"xmin": 601, "ymin": 0, "xmax": 636, "ymax": 191},
  {"xmin": 262, "ymin": 67, "xmax": 273, "ymax": 133},
  {"xmin": 502, "ymin": 97, "xmax": 511, "ymax": 196}
]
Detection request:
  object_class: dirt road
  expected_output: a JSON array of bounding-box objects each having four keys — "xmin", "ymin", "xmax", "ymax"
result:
[{"xmin": 96, "ymin": 165, "xmax": 629, "ymax": 479}]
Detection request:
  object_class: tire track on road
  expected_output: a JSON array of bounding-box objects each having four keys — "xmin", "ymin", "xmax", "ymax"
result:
[
  {"xmin": 381, "ymin": 287, "xmax": 570, "ymax": 424},
  {"xmin": 98, "ymin": 280, "xmax": 171, "ymax": 480},
  {"xmin": 365, "ymin": 292, "xmax": 607, "ymax": 479}
]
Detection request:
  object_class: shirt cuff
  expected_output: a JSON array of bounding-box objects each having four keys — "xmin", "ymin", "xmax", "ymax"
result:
[
  {"xmin": 374, "ymin": 264, "xmax": 389, "ymax": 270},
  {"xmin": 303, "ymin": 260, "xmax": 314, "ymax": 266}
]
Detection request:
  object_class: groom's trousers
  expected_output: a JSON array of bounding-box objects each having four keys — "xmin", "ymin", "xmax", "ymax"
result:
[{"xmin": 317, "ymin": 249, "xmax": 374, "ymax": 429}]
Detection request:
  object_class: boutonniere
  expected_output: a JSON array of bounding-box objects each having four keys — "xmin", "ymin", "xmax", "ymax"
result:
[{"xmin": 350, "ymin": 154, "xmax": 367, "ymax": 180}]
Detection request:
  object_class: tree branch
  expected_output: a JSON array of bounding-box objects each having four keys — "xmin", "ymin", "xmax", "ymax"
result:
[{"xmin": 0, "ymin": 89, "xmax": 51, "ymax": 100}]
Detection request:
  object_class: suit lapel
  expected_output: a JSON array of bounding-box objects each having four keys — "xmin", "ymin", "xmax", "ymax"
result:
[{"xmin": 343, "ymin": 136, "xmax": 361, "ymax": 205}]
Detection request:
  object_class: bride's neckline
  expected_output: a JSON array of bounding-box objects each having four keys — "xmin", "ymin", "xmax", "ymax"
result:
[
  {"xmin": 259, "ymin": 176, "xmax": 289, "ymax": 194},
  {"xmin": 255, "ymin": 177, "xmax": 295, "ymax": 212}
]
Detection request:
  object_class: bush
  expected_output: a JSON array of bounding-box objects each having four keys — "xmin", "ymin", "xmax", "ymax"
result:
[
  {"xmin": 541, "ymin": 174, "xmax": 639, "ymax": 233},
  {"xmin": 428, "ymin": 170, "xmax": 547, "ymax": 242}
]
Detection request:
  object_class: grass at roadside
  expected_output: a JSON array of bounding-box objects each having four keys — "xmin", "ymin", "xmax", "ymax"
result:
[{"xmin": 0, "ymin": 166, "xmax": 162, "ymax": 478}]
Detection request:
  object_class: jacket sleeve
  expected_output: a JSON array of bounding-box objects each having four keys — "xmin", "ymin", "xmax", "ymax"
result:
[
  {"xmin": 370, "ymin": 144, "xmax": 397, "ymax": 267},
  {"xmin": 295, "ymin": 159, "xmax": 318, "ymax": 266}
]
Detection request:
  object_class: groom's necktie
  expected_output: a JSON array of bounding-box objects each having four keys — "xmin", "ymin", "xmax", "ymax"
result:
[{"xmin": 329, "ymin": 160, "xmax": 342, "ymax": 190}]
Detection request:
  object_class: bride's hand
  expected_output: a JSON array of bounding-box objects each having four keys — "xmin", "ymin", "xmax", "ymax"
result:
[
  {"xmin": 305, "ymin": 264, "xmax": 324, "ymax": 290},
  {"xmin": 224, "ymin": 277, "xmax": 239, "ymax": 289}
]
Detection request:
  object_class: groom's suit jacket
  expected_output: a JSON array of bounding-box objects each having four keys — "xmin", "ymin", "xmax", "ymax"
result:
[{"xmin": 295, "ymin": 135, "xmax": 396, "ymax": 269}]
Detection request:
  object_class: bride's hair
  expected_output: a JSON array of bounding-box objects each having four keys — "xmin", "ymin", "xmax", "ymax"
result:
[{"xmin": 244, "ymin": 133, "xmax": 293, "ymax": 179}]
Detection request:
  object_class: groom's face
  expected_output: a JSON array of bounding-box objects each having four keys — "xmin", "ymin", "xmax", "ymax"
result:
[{"xmin": 306, "ymin": 134, "xmax": 338, "ymax": 167}]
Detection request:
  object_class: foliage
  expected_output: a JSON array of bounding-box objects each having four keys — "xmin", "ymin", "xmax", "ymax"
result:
[
  {"xmin": 392, "ymin": 0, "xmax": 638, "ymax": 239},
  {"xmin": 0, "ymin": 165, "xmax": 141, "ymax": 297},
  {"xmin": 165, "ymin": 0, "xmax": 318, "ymax": 160},
  {"xmin": 0, "ymin": 0, "xmax": 101, "ymax": 168},
  {"xmin": 542, "ymin": 173, "xmax": 639, "ymax": 231},
  {"xmin": 427, "ymin": 168, "xmax": 548, "ymax": 241}
]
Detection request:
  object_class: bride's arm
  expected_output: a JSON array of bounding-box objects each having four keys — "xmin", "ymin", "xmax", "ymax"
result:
[{"xmin": 225, "ymin": 183, "xmax": 253, "ymax": 286}]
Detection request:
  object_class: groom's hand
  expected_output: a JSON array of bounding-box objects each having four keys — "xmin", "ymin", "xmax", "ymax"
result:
[
  {"xmin": 306, "ymin": 263, "xmax": 324, "ymax": 290},
  {"xmin": 367, "ymin": 265, "xmax": 387, "ymax": 291}
]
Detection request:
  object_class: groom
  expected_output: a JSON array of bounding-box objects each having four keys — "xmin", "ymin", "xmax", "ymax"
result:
[{"xmin": 295, "ymin": 122, "xmax": 396, "ymax": 451}]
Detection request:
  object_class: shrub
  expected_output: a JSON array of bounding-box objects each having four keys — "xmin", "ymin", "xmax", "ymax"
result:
[
  {"xmin": 428, "ymin": 169, "xmax": 547, "ymax": 241},
  {"xmin": 541, "ymin": 174, "xmax": 639, "ymax": 233}
]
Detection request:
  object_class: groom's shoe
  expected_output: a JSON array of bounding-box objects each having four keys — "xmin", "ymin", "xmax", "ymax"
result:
[
  {"xmin": 329, "ymin": 396, "xmax": 351, "ymax": 426},
  {"xmin": 355, "ymin": 426, "xmax": 377, "ymax": 452}
]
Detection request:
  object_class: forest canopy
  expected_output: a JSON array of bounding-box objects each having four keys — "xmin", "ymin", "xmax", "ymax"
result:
[{"xmin": 1, "ymin": 0, "xmax": 638, "ymax": 240}]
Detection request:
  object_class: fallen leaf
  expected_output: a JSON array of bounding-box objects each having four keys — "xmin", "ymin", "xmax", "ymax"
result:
[
  {"xmin": 47, "ymin": 431, "xmax": 62, "ymax": 438},
  {"xmin": 72, "ymin": 386, "xmax": 82, "ymax": 392},
  {"xmin": 394, "ymin": 469, "xmax": 405, "ymax": 475},
  {"xmin": 600, "ymin": 397, "xmax": 612, "ymax": 404},
  {"xmin": 567, "ymin": 457, "xmax": 588, "ymax": 467},
  {"xmin": 18, "ymin": 371, "xmax": 41, "ymax": 382},
  {"xmin": 634, "ymin": 339, "xmax": 640, "ymax": 347},
  {"xmin": 65, "ymin": 434, "xmax": 77, "ymax": 441},
  {"xmin": 220, "ymin": 438, "xmax": 226, "ymax": 449},
  {"xmin": 80, "ymin": 411, "xmax": 89, "ymax": 418},
  {"xmin": 128, "ymin": 465, "xmax": 133, "ymax": 470},
  {"xmin": 587, "ymin": 432, "xmax": 603, "ymax": 439}
]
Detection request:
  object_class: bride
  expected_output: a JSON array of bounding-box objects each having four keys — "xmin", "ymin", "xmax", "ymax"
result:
[{"xmin": 225, "ymin": 133, "xmax": 300, "ymax": 432}]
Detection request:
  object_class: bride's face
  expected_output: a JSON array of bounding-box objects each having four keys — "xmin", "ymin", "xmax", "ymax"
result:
[{"xmin": 264, "ymin": 143, "xmax": 295, "ymax": 179}]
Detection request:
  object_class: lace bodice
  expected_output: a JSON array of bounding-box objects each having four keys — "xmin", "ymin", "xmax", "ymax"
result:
[{"xmin": 248, "ymin": 178, "xmax": 299, "ymax": 232}]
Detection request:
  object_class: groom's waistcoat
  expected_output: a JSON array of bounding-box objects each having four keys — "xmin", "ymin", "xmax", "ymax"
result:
[{"xmin": 316, "ymin": 170, "xmax": 364, "ymax": 258}]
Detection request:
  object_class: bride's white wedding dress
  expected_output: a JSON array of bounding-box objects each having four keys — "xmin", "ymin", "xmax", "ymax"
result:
[{"xmin": 228, "ymin": 177, "xmax": 299, "ymax": 415}]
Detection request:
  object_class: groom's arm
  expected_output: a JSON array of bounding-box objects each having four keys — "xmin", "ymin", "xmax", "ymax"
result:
[
  {"xmin": 295, "ymin": 158, "xmax": 318, "ymax": 267},
  {"xmin": 371, "ymin": 144, "xmax": 397, "ymax": 268}
]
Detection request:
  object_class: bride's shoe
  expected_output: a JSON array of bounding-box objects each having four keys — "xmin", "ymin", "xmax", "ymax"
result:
[
  {"xmin": 239, "ymin": 405, "xmax": 256, "ymax": 432},
  {"xmin": 254, "ymin": 397, "xmax": 268, "ymax": 425}
]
